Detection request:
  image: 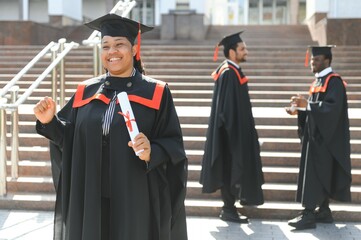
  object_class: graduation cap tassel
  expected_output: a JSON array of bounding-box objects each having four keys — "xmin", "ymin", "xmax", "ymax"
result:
[
  {"xmin": 136, "ymin": 22, "xmax": 141, "ymax": 61},
  {"xmin": 304, "ymin": 49, "xmax": 309, "ymax": 67},
  {"xmin": 213, "ymin": 45, "xmax": 219, "ymax": 62}
]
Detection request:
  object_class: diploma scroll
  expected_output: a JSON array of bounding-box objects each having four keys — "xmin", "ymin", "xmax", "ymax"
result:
[{"xmin": 117, "ymin": 91, "xmax": 144, "ymax": 156}]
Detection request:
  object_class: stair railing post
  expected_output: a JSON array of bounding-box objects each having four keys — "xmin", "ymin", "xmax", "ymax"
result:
[
  {"xmin": 10, "ymin": 86, "xmax": 19, "ymax": 179},
  {"xmin": 0, "ymin": 98, "xmax": 8, "ymax": 196},
  {"xmin": 58, "ymin": 38, "xmax": 66, "ymax": 108},
  {"xmin": 51, "ymin": 44, "xmax": 59, "ymax": 104},
  {"xmin": 93, "ymin": 43, "xmax": 98, "ymax": 77},
  {"xmin": 97, "ymin": 42, "xmax": 103, "ymax": 76}
]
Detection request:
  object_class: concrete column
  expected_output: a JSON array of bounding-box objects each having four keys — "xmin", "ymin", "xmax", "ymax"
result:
[
  {"xmin": 19, "ymin": 0, "xmax": 29, "ymax": 20},
  {"xmin": 244, "ymin": 0, "xmax": 249, "ymax": 25},
  {"xmin": 142, "ymin": 0, "xmax": 147, "ymax": 24},
  {"xmin": 259, "ymin": 0, "xmax": 263, "ymax": 24},
  {"xmin": 289, "ymin": 0, "xmax": 299, "ymax": 24},
  {"xmin": 161, "ymin": 11, "xmax": 205, "ymax": 40},
  {"xmin": 272, "ymin": 0, "xmax": 276, "ymax": 24}
]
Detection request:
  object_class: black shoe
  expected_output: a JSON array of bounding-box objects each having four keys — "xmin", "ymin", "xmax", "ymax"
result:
[
  {"xmin": 315, "ymin": 207, "xmax": 334, "ymax": 223},
  {"xmin": 219, "ymin": 209, "xmax": 248, "ymax": 223},
  {"xmin": 288, "ymin": 210, "xmax": 316, "ymax": 230}
]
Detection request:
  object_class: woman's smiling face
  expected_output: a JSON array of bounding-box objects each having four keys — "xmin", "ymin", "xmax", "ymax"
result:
[{"xmin": 101, "ymin": 36, "xmax": 136, "ymax": 77}]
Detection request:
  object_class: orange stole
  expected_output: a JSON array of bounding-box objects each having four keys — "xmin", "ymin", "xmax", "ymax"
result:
[{"xmin": 73, "ymin": 82, "xmax": 166, "ymax": 110}]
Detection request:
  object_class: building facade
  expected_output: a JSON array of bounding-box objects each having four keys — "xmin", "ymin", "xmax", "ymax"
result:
[
  {"xmin": 0, "ymin": 0, "xmax": 360, "ymax": 45},
  {"xmin": 0, "ymin": 0, "xmax": 360, "ymax": 26},
  {"xmin": 0, "ymin": 0, "xmax": 318, "ymax": 26}
]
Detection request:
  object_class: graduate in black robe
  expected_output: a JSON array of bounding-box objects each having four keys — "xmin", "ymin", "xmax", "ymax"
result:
[
  {"xmin": 199, "ymin": 32, "xmax": 264, "ymax": 223},
  {"xmin": 34, "ymin": 14, "xmax": 188, "ymax": 240},
  {"xmin": 286, "ymin": 46, "xmax": 351, "ymax": 230}
]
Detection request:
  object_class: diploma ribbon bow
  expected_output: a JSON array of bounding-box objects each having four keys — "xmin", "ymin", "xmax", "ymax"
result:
[{"xmin": 118, "ymin": 111, "xmax": 136, "ymax": 132}]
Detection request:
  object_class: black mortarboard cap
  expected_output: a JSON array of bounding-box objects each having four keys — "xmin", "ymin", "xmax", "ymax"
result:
[
  {"xmin": 309, "ymin": 45, "xmax": 335, "ymax": 56},
  {"xmin": 85, "ymin": 13, "xmax": 153, "ymax": 43},
  {"xmin": 304, "ymin": 45, "xmax": 336, "ymax": 67},
  {"xmin": 85, "ymin": 13, "xmax": 153, "ymax": 60},
  {"xmin": 213, "ymin": 31, "xmax": 244, "ymax": 61},
  {"xmin": 218, "ymin": 31, "xmax": 244, "ymax": 48}
]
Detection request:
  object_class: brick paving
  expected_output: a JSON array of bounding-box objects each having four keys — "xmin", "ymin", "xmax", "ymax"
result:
[{"xmin": 0, "ymin": 210, "xmax": 360, "ymax": 240}]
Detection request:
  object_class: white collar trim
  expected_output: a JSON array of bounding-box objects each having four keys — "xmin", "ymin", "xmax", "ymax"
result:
[
  {"xmin": 315, "ymin": 67, "xmax": 333, "ymax": 78},
  {"xmin": 227, "ymin": 60, "xmax": 240, "ymax": 69}
]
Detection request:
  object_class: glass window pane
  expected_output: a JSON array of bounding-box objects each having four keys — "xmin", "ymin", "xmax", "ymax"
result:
[
  {"xmin": 263, "ymin": 0, "xmax": 273, "ymax": 25},
  {"xmin": 176, "ymin": 0, "xmax": 189, "ymax": 10},
  {"xmin": 249, "ymin": 0, "xmax": 259, "ymax": 25}
]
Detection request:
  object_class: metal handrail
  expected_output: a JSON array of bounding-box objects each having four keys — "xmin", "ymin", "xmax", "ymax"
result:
[
  {"xmin": 82, "ymin": 0, "xmax": 137, "ymax": 76},
  {"xmin": 111, "ymin": 0, "xmax": 137, "ymax": 15},
  {"xmin": 0, "ymin": 39, "xmax": 79, "ymax": 196},
  {"xmin": 0, "ymin": 98, "xmax": 7, "ymax": 196},
  {"xmin": 0, "ymin": 41, "xmax": 56, "ymax": 98},
  {"xmin": 1, "ymin": 41, "xmax": 79, "ymax": 110}
]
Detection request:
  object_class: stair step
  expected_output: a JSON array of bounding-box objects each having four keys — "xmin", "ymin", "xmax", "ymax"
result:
[
  {"xmin": 6, "ymin": 160, "xmax": 52, "ymax": 177},
  {"xmin": 1, "ymin": 32, "xmax": 361, "ymax": 221},
  {"xmin": 1, "ymin": 194, "xmax": 360, "ymax": 221},
  {"xmin": 186, "ymin": 181, "xmax": 361, "ymax": 203},
  {"xmin": 6, "ymin": 177, "xmax": 54, "ymax": 193},
  {"xmin": 185, "ymin": 199, "xmax": 361, "ymax": 221},
  {"xmin": 0, "ymin": 193, "xmax": 55, "ymax": 210}
]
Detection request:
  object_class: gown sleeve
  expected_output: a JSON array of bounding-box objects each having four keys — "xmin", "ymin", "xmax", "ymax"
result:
[
  {"xmin": 147, "ymin": 84, "xmax": 186, "ymax": 170},
  {"xmin": 35, "ymin": 97, "xmax": 76, "ymax": 148},
  {"xmin": 35, "ymin": 96, "xmax": 76, "ymax": 190},
  {"xmin": 218, "ymin": 70, "xmax": 245, "ymax": 163}
]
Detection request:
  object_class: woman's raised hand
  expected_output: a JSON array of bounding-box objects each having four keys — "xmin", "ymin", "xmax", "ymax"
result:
[{"xmin": 33, "ymin": 97, "xmax": 56, "ymax": 124}]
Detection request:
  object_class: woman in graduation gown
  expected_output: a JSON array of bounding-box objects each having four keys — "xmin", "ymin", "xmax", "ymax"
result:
[{"xmin": 34, "ymin": 14, "xmax": 188, "ymax": 240}]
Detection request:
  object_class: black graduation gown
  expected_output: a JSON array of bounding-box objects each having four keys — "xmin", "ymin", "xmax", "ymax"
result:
[
  {"xmin": 200, "ymin": 60, "xmax": 264, "ymax": 205},
  {"xmin": 36, "ymin": 71, "xmax": 188, "ymax": 240},
  {"xmin": 296, "ymin": 72, "xmax": 352, "ymax": 208}
]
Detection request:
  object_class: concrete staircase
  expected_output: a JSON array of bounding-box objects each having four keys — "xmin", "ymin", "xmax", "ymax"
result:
[{"xmin": 1, "ymin": 25, "xmax": 361, "ymax": 221}]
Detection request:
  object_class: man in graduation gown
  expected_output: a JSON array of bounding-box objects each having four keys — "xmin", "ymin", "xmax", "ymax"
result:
[
  {"xmin": 199, "ymin": 31, "xmax": 264, "ymax": 223},
  {"xmin": 34, "ymin": 14, "xmax": 188, "ymax": 240},
  {"xmin": 286, "ymin": 46, "xmax": 351, "ymax": 230}
]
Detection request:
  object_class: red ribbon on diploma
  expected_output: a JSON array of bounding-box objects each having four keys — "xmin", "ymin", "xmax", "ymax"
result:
[{"xmin": 118, "ymin": 111, "xmax": 136, "ymax": 132}]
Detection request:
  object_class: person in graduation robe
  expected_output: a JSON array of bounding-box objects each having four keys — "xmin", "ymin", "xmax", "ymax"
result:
[
  {"xmin": 199, "ymin": 31, "xmax": 264, "ymax": 223},
  {"xmin": 33, "ymin": 13, "xmax": 188, "ymax": 240},
  {"xmin": 286, "ymin": 45, "xmax": 351, "ymax": 230}
]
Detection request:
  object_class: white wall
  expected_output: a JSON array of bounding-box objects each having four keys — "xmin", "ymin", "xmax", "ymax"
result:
[
  {"xmin": 0, "ymin": 0, "xmax": 19, "ymax": 20},
  {"xmin": 30, "ymin": 0, "xmax": 48, "ymax": 22},
  {"xmin": 0, "ymin": 0, "xmax": 48, "ymax": 22},
  {"xmin": 314, "ymin": 0, "xmax": 330, "ymax": 12},
  {"xmin": 83, "ymin": 0, "xmax": 107, "ymax": 19},
  {"xmin": 190, "ymin": 0, "xmax": 205, "ymax": 14},
  {"xmin": 307, "ymin": 0, "xmax": 361, "ymax": 19},
  {"xmin": 48, "ymin": 0, "xmax": 63, "ymax": 15},
  {"xmin": 306, "ymin": 0, "xmax": 329, "ymax": 19},
  {"xmin": 63, "ymin": 0, "xmax": 82, "ymax": 21},
  {"xmin": 207, "ymin": 0, "xmax": 228, "ymax": 25},
  {"xmin": 48, "ymin": 0, "xmax": 82, "ymax": 21},
  {"xmin": 159, "ymin": 0, "xmax": 175, "ymax": 14},
  {"xmin": 155, "ymin": 0, "xmax": 175, "ymax": 25},
  {"xmin": 329, "ymin": 0, "xmax": 361, "ymax": 18}
]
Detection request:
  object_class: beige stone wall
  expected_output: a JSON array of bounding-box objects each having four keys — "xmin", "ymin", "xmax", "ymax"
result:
[
  {"xmin": 307, "ymin": 13, "xmax": 361, "ymax": 46},
  {"xmin": 0, "ymin": 21, "xmax": 60, "ymax": 45},
  {"xmin": 327, "ymin": 19, "xmax": 361, "ymax": 46}
]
